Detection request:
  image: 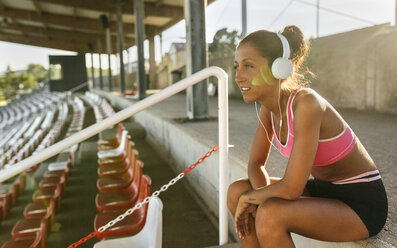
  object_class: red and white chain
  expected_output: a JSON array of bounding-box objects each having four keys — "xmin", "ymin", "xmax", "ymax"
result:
[
  {"xmin": 68, "ymin": 145, "xmax": 218, "ymax": 248},
  {"xmin": 98, "ymin": 172, "xmax": 184, "ymax": 232}
]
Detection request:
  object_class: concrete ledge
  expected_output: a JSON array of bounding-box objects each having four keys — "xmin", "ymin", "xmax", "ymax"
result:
[{"xmin": 94, "ymin": 90, "xmax": 395, "ymax": 248}]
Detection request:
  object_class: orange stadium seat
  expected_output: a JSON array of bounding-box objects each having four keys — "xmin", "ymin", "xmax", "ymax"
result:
[{"xmin": 94, "ymin": 175, "xmax": 151, "ymax": 240}]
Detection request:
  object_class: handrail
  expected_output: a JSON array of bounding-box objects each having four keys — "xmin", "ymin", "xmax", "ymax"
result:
[
  {"xmin": 68, "ymin": 81, "xmax": 89, "ymax": 93},
  {"xmin": 0, "ymin": 66, "xmax": 229, "ymax": 245}
]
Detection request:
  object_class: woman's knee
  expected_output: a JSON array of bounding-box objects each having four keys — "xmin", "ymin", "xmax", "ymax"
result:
[
  {"xmin": 227, "ymin": 179, "xmax": 252, "ymax": 211},
  {"xmin": 255, "ymin": 198, "xmax": 286, "ymax": 232}
]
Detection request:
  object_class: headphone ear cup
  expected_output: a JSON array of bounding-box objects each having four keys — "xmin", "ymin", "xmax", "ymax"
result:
[{"xmin": 271, "ymin": 57, "xmax": 293, "ymax": 79}]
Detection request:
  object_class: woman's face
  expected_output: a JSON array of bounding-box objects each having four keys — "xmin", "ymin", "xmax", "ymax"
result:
[{"xmin": 234, "ymin": 43, "xmax": 274, "ymax": 103}]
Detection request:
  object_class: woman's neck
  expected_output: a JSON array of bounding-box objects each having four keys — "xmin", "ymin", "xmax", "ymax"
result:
[{"xmin": 259, "ymin": 86, "xmax": 292, "ymax": 116}]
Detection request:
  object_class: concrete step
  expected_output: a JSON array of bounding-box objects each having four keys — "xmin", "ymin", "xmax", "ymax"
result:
[{"xmin": 123, "ymin": 121, "xmax": 146, "ymax": 139}]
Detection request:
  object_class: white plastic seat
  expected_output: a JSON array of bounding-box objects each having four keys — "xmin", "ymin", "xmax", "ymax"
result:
[
  {"xmin": 97, "ymin": 131, "xmax": 128, "ymax": 159},
  {"xmin": 94, "ymin": 196, "xmax": 163, "ymax": 248},
  {"xmin": 48, "ymin": 161, "xmax": 69, "ymax": 172}
]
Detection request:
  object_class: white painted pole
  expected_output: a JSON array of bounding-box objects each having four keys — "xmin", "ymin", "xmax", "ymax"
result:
[
  {"xmin": 0, "ymin": 66, "xmax": 229, "ymax": 244},
  {"xmin": 217, "ymin": 66, "xmax": 229, "ymax": 245}
]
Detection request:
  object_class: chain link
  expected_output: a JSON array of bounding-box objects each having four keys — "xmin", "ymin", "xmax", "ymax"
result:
[{"xmin": 69, "ymin": 145, "xmax": 219, "ymax": 247}]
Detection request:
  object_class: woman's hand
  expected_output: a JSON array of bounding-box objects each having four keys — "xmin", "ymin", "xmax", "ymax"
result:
[{"xmin": 234, "ymin": 194, "xmax": 257, "ymax": 240}]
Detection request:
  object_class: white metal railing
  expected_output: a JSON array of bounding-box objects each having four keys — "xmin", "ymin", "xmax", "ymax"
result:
[{"xmin": 0, "ymin": 66, "xmax": 230, "ymax": 245}]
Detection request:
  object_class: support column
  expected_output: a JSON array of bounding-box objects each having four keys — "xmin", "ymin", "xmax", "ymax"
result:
[
  {"xmin": 395, "ymin": 0, "xmax": 397, "ymax": 27},
  {"xmin": 106, "ymin": 29, "xmax": 112, "ymax": 91},
  {"xmin": 159, "ymin": 34, "xmax": 163, "ymax": 63},
  {"xmin": 149, "ymin": 35, "xmax": 157, "ymax": 89},
  {"xmin": 127, "ymin": 49, "xmax": 131, "ymax": 74},
  {"xmin": 90, "ymin": 52, "xmax": 95, "ymax": 87},
  {"xmin": 100, "ymin": 14, "xmax": 113, "ymax": 91},
  {"xmin": 134, "ymin": 0, "xmax": 146, "ymax": 99},
  {"xmin": 117, "ymin": 0, "xmax": 125, "ymax": 93},
  {"xmin": 184, "ymin": 0, "xmax": 208, "ymax": 119},
  {"xmin": 316, "ymin": 0, "xmax": 320, "ymax": 37},
  {"xmin": 98, "ymin": 38, "xmax": 103, "ymax": 90},
  {"xmin": 241, "ymin": 0, "xmax": 247, "ymax": 37}
]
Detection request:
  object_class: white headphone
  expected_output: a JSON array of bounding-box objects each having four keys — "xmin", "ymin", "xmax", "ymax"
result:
[{"xmin": 271, "ymin": 33, "xmax": 293, "ymax": 79}]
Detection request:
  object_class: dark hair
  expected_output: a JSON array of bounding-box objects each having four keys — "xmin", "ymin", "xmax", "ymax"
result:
[{"xmin": 238, "ymin": 25, "xmax": 311, "ymax": 87}]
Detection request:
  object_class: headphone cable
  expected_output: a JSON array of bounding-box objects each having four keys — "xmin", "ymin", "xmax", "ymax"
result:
[{"xmin": 254, "ymin": 101, "xmax": 285, "ymax": 157}]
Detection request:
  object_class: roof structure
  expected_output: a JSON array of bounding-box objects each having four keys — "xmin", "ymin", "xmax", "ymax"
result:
[{"xmin": 0, "ymin": 0, "xmax": 213, "ymax": 53}]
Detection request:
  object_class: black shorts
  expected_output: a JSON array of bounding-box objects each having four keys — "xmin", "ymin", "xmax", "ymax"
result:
[{"xmin": 305, "ymin": 178, "xmax": 388, "ymax": 237}]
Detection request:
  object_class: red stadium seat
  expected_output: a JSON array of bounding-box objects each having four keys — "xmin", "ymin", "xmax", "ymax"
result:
[
  {"xmin": 97, "ymin": 149, "xmax": 138, "ymax": 178},
  {"xmin": 97, "ymin": 124, "xmax": 125, "ymax": 150},
  {"xmin": 38, "ymin": 174, "xmax": 66, "ymax": 192},
  {"xmin": 97, "ymin": 147, "xmax": 133, "ymax": 170},
  {"xmin": 11, "ymin": 205, "xmax": 51, "ymax": 246},
  {"xmin": 1, "ymin": 230, "xmax": 42, "ymax": 248},
  {"xmin": 96, "ymin": 161, "xmax": 143, "ymax": 212},
  {"xmin": 32, "ymin": 184, "xmax": 61, "ymax": 209},
  {"xmin": 94, "ymin": 175, "xmax": 151, "ymax": 240},
  {"xmin": 23, "ymin": 199, "xmax": 55, "ymax": 219},
  {"xmin": 97, "ymin": 159, "xmax": 142, "ymax": 192}
]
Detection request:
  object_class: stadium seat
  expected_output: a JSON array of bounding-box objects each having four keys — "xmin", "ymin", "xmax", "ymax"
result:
[
  {"xmin": 32, "ymin": 184, "xmax": 61, "ymax": 209},
  {"xmin": 97, "ymin": 158, "xmax": 142, "ymax": 191},
  {"xmin": 94, "ymin": 175, "xmax": 151, "ymax": 240},
  {"xmin": 11, "ymin": 203, "xmax": 51, "ymax": 243},
  {"xmin": 97, "ymin": 124, "xmax": 125, "ymax": 150},
  {"xmin": 1, "ymin": 230, "xmax": 42, "ymax": 248},
  {"xmin": 93, "ymin": 196, "xmax": 163, "ymax": 248},
  {"xmin": 23, "ymin": 199, "xmax": 55, "ymax": 219},
  {"xmin": 97, "ymin": 131, "xmax": 129, "ymax": 160},
  {"xmin": 96, "ymin": 161, "xmax": 143, "ymax": 212}
]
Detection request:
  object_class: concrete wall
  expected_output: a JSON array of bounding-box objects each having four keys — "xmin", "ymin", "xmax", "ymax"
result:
[{"xmin": 306, "ymin": 24, "xmax": 397, "ymax": 114}]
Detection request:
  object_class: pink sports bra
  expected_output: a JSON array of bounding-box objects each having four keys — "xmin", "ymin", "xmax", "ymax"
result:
[{"xmin": 270, "ymin": 89, "xmax": 357, "ymax": 166}]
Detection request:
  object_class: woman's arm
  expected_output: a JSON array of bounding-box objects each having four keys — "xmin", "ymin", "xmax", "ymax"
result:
[
  {"xmin": 234, "ymin": 92, "xmax": 324, "ymax": 239},
  {"xmin": 244, "ymin": 92, "xmax": 324, "ymax": 204},
  {"xmin": 247, "ymin": 105, "xmax": 273, "ymax": 189}
]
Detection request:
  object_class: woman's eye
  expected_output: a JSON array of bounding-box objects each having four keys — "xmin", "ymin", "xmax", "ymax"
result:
[{"xmin": 245, "ymin": 64, "xmax": 253, "ymax": 68}]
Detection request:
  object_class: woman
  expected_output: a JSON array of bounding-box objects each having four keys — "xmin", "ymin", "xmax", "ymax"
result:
[{"xmin": 228, "ymin": 25, "xmax": 388, "ymax": 248}]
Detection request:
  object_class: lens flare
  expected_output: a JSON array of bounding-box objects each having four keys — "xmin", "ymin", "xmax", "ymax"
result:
[{"xmin": 251, "ymin": 67, "xmax": 272, "ymax": 86}]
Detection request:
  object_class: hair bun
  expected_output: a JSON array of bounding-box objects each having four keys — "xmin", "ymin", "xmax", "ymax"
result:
[{"xmin": 281, "ymin": 25, "xmax": 309, "ymax": 66}]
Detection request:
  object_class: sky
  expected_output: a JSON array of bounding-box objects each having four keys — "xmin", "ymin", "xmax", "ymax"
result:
[{"xmin": 0, "ymin": 0, "xmax": 394, "ymax": 72}]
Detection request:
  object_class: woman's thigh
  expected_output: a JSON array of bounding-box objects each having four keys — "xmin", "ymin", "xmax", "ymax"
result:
[{"xmin": 256, "ymin": 197, "xmax": 369, "ymax": 242}]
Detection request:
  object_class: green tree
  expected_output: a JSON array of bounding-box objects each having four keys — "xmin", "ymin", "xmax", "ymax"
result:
[
  {"xmin": 0, "ymin": 64, "xmax": 47, "ymax": 101},
  {"xmin": 26, "ymin": 64, "xmax": 48, "ymax": 82},
  {"xmin": 208, "ymin": 28, "xmax": 240, "ymax": 59}
]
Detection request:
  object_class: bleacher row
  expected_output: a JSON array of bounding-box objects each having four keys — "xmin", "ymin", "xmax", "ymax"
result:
[
  {"xmin": 0, "ymin": 92, "xmax": 68, "ymax": 168},
  {"xmin": 84, "ymin": 92, "xmax": 162, "ymax": 248},
  {"xmin": 0, "ymin": 90, "xmax": 64, "ymax": 129},
  {"xmin": 0, "ymin": 91, "xmax": 162, "ymax": 248},
  {"xmin": 0, "ymin": 90, "xmax": 70, "ymax": 233},
  {"xmin": 0, "ymin": 90, "xmax": 83, "ymax": 247}
]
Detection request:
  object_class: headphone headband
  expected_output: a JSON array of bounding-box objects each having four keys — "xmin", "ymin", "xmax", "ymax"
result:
[
  {"xmin": 275, "ymin": 33, "xmax": 290, "ymax": 59},
  {"xmin": 271, "ymin": 32, "xmax": 293, "ymax": 79}
]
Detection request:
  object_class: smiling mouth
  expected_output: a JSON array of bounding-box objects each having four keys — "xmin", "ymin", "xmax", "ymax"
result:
[{"xmin": 241, "ymin": 87, "xmax": 251, "ymax": 92}]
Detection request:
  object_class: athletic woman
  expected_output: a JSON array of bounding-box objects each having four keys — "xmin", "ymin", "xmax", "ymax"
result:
[{"xmin": 228, "ymin": 25, "xmax": 388, "ymax": 247}]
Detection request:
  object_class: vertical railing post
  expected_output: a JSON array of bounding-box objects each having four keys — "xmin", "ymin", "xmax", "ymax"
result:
[{"xmin": 217, "ymin": 68, "xmax": 229, "ymax": 245}]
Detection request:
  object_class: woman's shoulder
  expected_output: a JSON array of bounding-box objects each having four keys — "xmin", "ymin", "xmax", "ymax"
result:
[{"xmin": 293, "ymin": 88, "xmax": 326, "ymax": 116}]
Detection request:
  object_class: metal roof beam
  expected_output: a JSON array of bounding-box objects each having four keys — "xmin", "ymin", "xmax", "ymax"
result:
[
  {"xmin": 33, "ymin": 0, "xmax": 183, "ymax": 19},
  {"xmin": 31, "ymin": 0, "xmax": 51, "ymax": 39},
  {"xmin": 1, "ymin": 23, "xmax": 133, "ymax": 51},
  {"xmin": 0, "ymin": 32, "xmax": 88, "ymax": 52},
  {"xmin": 0, "ymin": 7, "xmax": 158, "ymax": 38}
]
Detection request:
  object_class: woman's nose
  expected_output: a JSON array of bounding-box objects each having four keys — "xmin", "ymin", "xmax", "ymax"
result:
[{"xmin": 235, "ymin": 69, "xmax": 244, "ymax": 83}]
